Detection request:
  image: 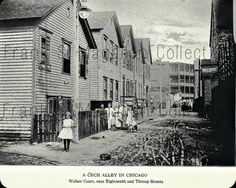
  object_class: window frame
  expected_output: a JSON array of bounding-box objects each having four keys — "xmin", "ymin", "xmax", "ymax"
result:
[
  {"xmin": 110, "ymin": 79, "xmax": 114, "ymax": 100},
  {"xmin": 79, "ymin": 47, "xmax": 88, "ymax": 79},
  {"xmin": 103, "ymin": 77, "xmax": 108, "ymax": 100},
  {"xmin": 62, "ymin": 39, "xmax": 72, "ymax": 75},
  {"xmin": 39, "ymin": 31, "xmax": 51, "ymax": 72}
]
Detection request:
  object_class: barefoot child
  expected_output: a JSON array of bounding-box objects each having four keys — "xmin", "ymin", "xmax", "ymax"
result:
[{"xmin": 58, "ymin": 112, "xmax": 75, "ymax": 152}]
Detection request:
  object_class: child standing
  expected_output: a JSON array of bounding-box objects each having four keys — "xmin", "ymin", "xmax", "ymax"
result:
[
  {"xmin": 126, "ymin": 106, "xmax": 133, "ymax": 127},
  {"xmin": 58, "ymin": 112, "xmax": 75, "ymax": 152}
]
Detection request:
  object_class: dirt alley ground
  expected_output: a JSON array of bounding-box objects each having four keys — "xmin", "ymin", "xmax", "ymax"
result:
[{"xmin": 0, "ymin": 115, "xmax": 221, "ymax": 166}]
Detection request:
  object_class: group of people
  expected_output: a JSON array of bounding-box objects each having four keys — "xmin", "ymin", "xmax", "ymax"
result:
[
  {"xmin": 100, "ymin": 102, "xmax": 138, "ymax": 132},
  {"xmin": 57, "ymin": 102, "xmax": 138, "ymax": 152}
]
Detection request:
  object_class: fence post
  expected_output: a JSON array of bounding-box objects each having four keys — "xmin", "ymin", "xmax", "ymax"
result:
[
  {"xmin": 39, "ymin": 114, "xmax": 43, "ymax": 143},
  {"xmin": 32, "ymin": 114, "xmax": 38, "ymax": 143}
]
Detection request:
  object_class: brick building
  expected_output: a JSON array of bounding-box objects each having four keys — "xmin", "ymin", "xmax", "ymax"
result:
[
  {"xmin": 210, "ymin": 0, "xmax": 235, "ymax": 165},
  {"xmin": 150, "ymin": 61, "xmax": 194, "ymax": 109}
]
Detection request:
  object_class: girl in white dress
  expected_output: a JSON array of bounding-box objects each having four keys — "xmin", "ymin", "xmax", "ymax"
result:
[{"xmin": 58, "ymin": 112, "xmax": 75, "ymax": 152}]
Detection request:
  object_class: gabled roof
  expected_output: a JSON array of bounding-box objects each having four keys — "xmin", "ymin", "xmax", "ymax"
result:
[
  {"xmin": 134, "ymin": 38, "xmax": 143, "ymax": 52},
  {"xmin": 87, "ymin": 11, "xmax": 124, "ymax": 48},
  {"xmin": 79, "ymin": 17, "xmax": 97, "ymax": 49},
  {"xmin": 0, "ymin": 0, "xmax": 66, "ymax": 20},
  {"xmin": 87, "ymin": 11, "xmax": 116, "ymax": 30},
  {"xmin": 120, "ymin": 25, "xmax": 131, "ymax": 39},
  {"xmin": 121, "ymin": 25, "xmax": 136, "ymax": 54},
  {"xmin": 140, "ymin": 38, "xmax": 152, "ymax": 64}
]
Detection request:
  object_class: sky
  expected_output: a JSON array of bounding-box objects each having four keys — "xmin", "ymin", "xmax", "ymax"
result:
[{"xmin": 86, "ymin": 0, "xmax": 212, "ymax": 64}]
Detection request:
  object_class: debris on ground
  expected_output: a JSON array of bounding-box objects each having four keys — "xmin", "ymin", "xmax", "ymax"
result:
[
  {"xmin": 0, "ymin": 151, "xmax": 58, "ymax": 165},
  {"xmin": 94, "ymin": 118, "xmax": 220, "ymax": 166}
]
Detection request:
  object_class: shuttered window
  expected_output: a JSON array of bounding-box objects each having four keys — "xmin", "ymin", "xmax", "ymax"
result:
[
  {"xmin": 62, "ymin": 40, "xmax": 71, "ymax": 74},
  {"xmin": 79, "ymin": 48, "xmax": 88, "ymax": 79}
]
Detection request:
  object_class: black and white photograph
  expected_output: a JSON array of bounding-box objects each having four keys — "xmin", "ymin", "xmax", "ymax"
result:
[{"xmin": 0, "ymin": 0, "xmax": 235, "ymax": 177}]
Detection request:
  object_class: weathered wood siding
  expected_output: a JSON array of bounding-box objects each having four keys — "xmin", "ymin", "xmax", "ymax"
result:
[
  {"xmin": 0, "ymin": 26, "xmax": 34, "ymax": 140},
  {"xmin": 88, "ymin": 31, "xmax": 100, "ymax": 102},
  {"xmin": 121, "ymin": 30, "xmax": 135, "ymax": 97},
  {"xmin": 78, "ymin": 21, "xmax": 90, "ymax": 110},
  {"xmin": 34, "ymin": 1, "xmax": 74, "ymax": 113},
  {"xmin": 95, "ymin": 17, "xmax": 121, "ymax": 103}
]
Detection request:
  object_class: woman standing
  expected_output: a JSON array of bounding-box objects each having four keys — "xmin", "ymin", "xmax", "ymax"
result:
[
  {"xmin": 105, "ymin": 103, "xmax": 115, "ymax": 130},
  {"xmin": 126, "ymin": 106, "xmax": 133, "ymax": 127},
  {"xmin": 58, "ymin": 112, "xmax": 75, "ymax": 152}
]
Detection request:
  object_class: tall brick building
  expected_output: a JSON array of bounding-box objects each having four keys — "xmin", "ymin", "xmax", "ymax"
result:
[{"xmin": 210, "ymin": 0, "xmax": 235, "ymax": 165}]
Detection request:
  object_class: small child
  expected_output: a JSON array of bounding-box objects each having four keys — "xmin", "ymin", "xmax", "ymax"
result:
[{"xmin": 58, "ymin": 112, "xmax": 75, "ymax": 152}]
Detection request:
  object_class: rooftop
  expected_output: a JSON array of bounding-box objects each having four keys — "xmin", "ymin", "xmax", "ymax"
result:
[
  {"xmin": 0, "ymin": 0, "xmax": 66, "ymax": 20},
  {"xmin": 87, "ymin": 11, "xmax": 116, "ymax": 30}
]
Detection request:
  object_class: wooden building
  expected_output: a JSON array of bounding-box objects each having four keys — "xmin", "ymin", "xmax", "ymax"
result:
[
  {"xmin": 87, "ymin": 11, "xmax": 124, "ymax": 105},
  {"xmin": 120, "ymin": 25, "xmax": 136, "ymax": 102},
  {"xmin": 0, "ymin": 0, "xmax": 96, "ymax": 141}
]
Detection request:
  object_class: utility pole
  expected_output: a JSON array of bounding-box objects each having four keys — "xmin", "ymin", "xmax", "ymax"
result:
[
  {"xmin": 159, "ymin": 64, "xmax": 162, "ymax": 115},
  {"xmin": 198, "ymin": 59, "xmax": 201, "ymax": 98},
  {"xmin": 73, "ymin": 0, "xmax": 79, "ymax": 141}
]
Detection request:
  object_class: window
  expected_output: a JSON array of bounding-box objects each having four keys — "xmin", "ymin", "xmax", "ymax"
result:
[
  {"xmin": 184, "ymin": 76, "xmax": 188, "ymax": 83},
  {"xmin": 40, "ymin": 34, "xmax": 51, "ymax": 71},
  {"xmin": 114, "ymin": 45, "xmax": 118, "ymax": 65},
  {"xmin": 170, "ymin": 76, "xmax": 179, "ymax": 83},
  {"xmin": 180, "ymin": 64, "xmax": 184, "ymax": 71},
  {"xmin": 110, "ymin": 79, "xmax": 113, "ymax": 100},
  {"xmin": 126, "ymin": 80, "xmax": 129, "ymax": 96},
  {"xmin": 190, "ymin": 76, "xmax": 194, "ymax": 83},
  {"xmin": 103, "ymin": 77, "xmax": 108, "ymax": 100},
  {"xmin": 62, "ymin": 40, "xmax": 71, "ymax": 74},
  {"xmin": 180, "ymin": 75, "xmax": 185, "ymax": 83},
  {"xmin": 190, "ymin": 87, "xmax": 194, "ymax": 94},
  {"xmin": 171, "ymin": 64, "xmax": 178, "ymax": 72},
  {"xmin": 115, "ymin": 81, "xmax": 119, "ymax": 101},
  {"xmin": 79, "ymin": 48, "xmax": 88, "ymax": 78},
  {"xmin": 190, "ymin": 65, "xmax": 194, "ymax": 73},
  {"xmin": 186, "ymin": 87, "xmax": 190, "ymax": 94},
  {"xmin": 185, "ymin": 64, "xmax": 190, "ymax": 72},
  {"xmin": 122, "ymin": 76, "xmax": 125, "ymax": 96},
  {"xmin": 130, "ymin": 81, "xmax": 133, "ymax": 96},
  {"xmin": 180, "ymin": 86, "xmax": 184, "ymax": 93},
  {"xmin": 103, "ymin": 36, "xmax": 109, "ymax": 60},
  {"xmin": 110, "ymin": 41, "xmax": 113, "ymax": 62}
]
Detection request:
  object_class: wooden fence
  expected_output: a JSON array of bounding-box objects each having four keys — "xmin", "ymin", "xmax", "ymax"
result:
[
  {"xmin": 133, "ymin": 107, "xmax": 151, "ymax": 121},
  {"xmin": 32, "ymin": 114, "xmax": 60, "ymax": 143},
  {"xmin": 32, "ymin": 111, "xmax": 107, "ymax": 143},
  {"xmin": 78, "ymin": 111, "xmax": 107, "ymax": 139}
]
